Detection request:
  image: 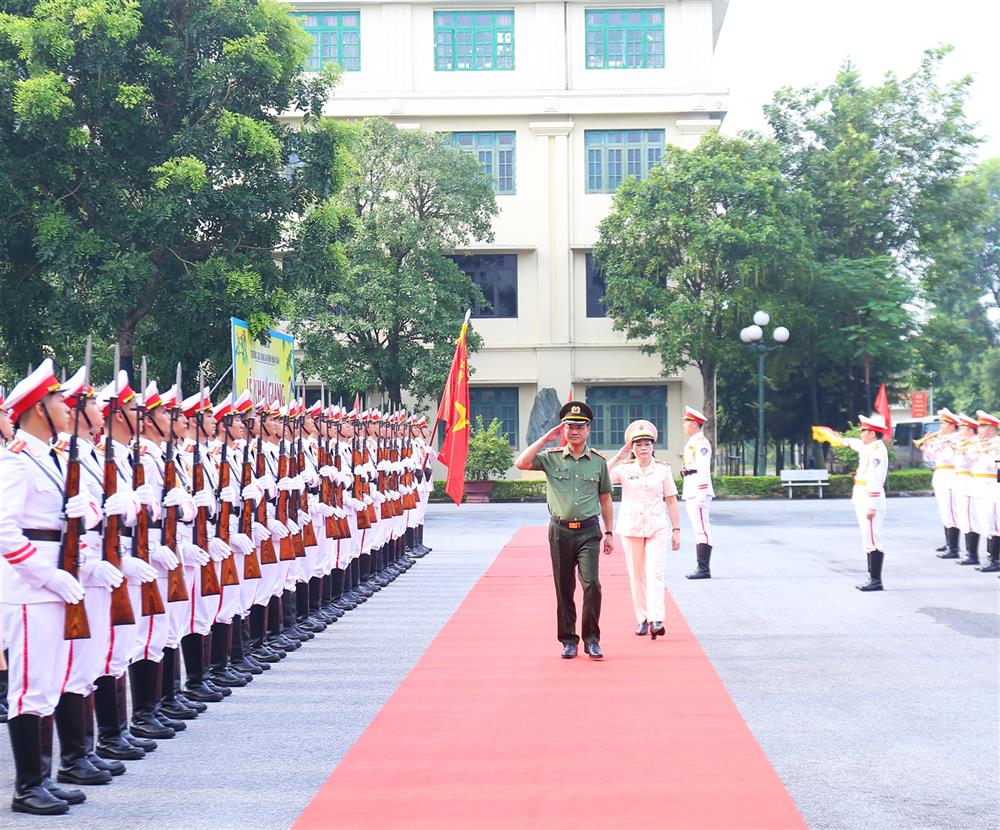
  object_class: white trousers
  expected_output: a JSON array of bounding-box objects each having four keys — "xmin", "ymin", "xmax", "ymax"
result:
[
  {"xmin": 973, "ymin": 492, "xmax": 999, "ymax": 537},
  {"xmin": 853, "ymin": 496, "xmax": 886, "ymax": 553},
  {"xmin": 620, "ymin": 530, "xmax": 670, "ymax": 623},
  {"xmin": 685, "ymin": 498, "xmax": 713, "ymax": 546},
  {"xmin": 932, "ymin": 473, "xmax": 958, "ymax": 528},
  {"xmin": 2, "ymin": 601, "xmax": 70, "ymax": 717},
  {"xmin": 132, "ymin": 576, "xmax": 169, "ymax": 664},
  {"xmin": 63, "ymin": 587, "xmax": 111, "ymax": 695}
]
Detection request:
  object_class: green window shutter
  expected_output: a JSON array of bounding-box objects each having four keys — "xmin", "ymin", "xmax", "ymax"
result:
[
  {"xmin": 435, "ymin": 11, "xmax": 515, "ymax": 71},
  {"xmin": 452, "ymin": 132, "xmax": 516, "ymax": 194},
  {"xmin": 585, "ymin": 386, "xmax": 668, "ymax": 449},
  {"xmin": 293, "ymin": 12, "xmax": 361, "ymax": 72},
  {"xmin": 584, "ymin": 129, "xmax": 664, "ymax": 193},
  {"xmin": 585, "ymin": 8, "xmax": 664, "ymax": 70}
]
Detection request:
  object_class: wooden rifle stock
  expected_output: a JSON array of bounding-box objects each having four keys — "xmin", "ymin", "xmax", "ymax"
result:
[
  {"xmin": 363, "ymin": 438, "xmax": 377, "ymax": 525},
  {"xmin": 298, "ymin": 431, "xmax": 318, "ymax": 548},
  {"xmin": 103, "ymin": 435, "xmax": 136, "ymax": 626},
  {"xmin": 132, "ymin": 451, "xmax": 166, "ymax": 617},
  {"xmin": 352, "ymin": 436, "xmax": 370, "ymax": 529},
  {"xmin": 253, "ymin": 444, "xmax": 278, "ymax": 565},
  {"xmin": 60, "ymin": 439, "xmax": 91, "ymax": 640},
  {"xmin": 286, "ymin": 432, "xmax": 308, "ymax": 558},
  {"xmin": 215, "ymin": 445, "xmax": 240, "ymax": 588},
  {"xmin": 192, "ymin": 454, "xmax": 222, "ymax": 596},
  {"xmin": 276, "ymin": 441, "xmax": 297, "ymax": 561},
  {"xmin": 160, "ymin": 452, "xmax": 189, "ymax": 602},
  {"xmin": 239, "ymin": 449, "xmax": 263, "ymax": 580}
]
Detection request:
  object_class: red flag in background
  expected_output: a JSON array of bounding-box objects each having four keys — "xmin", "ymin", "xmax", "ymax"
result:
[
  {"xmin": 558, "ymin": 389, "xmax": 573, "ymax": 447},
  {"xmin": 873, "ymin": 384, "xmax": 892, "ymax": 438},
  {"xmin": 436, "ymin": 313, "xmax": 472, "ymax": 505}
]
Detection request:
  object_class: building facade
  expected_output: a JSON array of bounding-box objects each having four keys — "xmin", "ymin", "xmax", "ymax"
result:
[{"xmin": 287, "ymin": 0, "xmax": 729, "ymax": 468}]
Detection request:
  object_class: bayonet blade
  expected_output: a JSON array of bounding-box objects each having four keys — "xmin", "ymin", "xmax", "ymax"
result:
[
  {"xmin": 82, "ymin": 337, "xmax": 92, "ymax": 390},
  {"xmin": 140, "ymin": 357, "xmax": 147, "ymax": 405},
  {"xmin": 175, "ymin": 362, "xmax": 182, "ymax": 403}
]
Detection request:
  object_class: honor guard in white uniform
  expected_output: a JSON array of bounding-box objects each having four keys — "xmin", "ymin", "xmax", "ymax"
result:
[
  {"xmin": 919, "ymin": 409, "xmax": 962, "ymax": 558},
  {"xmin": 838, "ymin": 414, "xmax": 890, "ymax": 592},
  {"xmin": 680, "ymin": 406, "xmax": 715, "ymax": 579},
  {"xmin": 952, "ymin": 414, "xmax": 981, "ymax": 565},
  {"xmin": 971, "ymin": 411, "xmax": 1000, "ymax": 572}
]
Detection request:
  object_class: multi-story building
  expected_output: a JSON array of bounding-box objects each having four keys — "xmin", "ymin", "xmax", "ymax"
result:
[{"xmin": 287, "ymin": 0, "xmax": 729, "ymax": 468}]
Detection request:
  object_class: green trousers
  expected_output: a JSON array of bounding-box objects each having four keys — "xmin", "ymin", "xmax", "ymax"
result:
[{"xmin": 548, "ymin": 522, "xmax": 602, "ymax": 645}]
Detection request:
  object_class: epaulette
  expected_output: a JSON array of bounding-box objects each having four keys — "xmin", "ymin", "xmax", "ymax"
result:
[
  {"xmin": 53, "ymin": 438, "xmax": 70, "ymax": 453},
  {"xmin": 654, "ymin": 458, "xmax": 670, "ymax": 465},
  {"xmin": 592, "ymin": 449, "xmax": 607, "ymax": 459},
  {"xmin": 544, "ymin": 447, "xmax": 564, "ymax": 453},
  {"xmin": 7, "ymin": 439, "xmax": 27, "ymax": 454},
  {"xmin": 138, "ymin": 444, "xmax": 148, "ymax": 456}
]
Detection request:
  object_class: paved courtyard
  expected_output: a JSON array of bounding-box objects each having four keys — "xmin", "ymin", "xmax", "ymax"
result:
[{"xmin": 1, "ymin": 496, "xmax": 997, "ymax": 829}]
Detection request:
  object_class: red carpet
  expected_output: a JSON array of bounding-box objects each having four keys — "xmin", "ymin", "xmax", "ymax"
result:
[{"xmin": 294, "ymin": 527, "xmax": 806, "ymax": 830}]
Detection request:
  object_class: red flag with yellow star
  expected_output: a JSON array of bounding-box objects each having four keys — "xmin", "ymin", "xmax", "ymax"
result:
[{"xmin": 436, "ymin": 313, "xmax": 471, "ymax": 505}]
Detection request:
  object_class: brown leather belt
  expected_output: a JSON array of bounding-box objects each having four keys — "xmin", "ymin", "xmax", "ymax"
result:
[{"xmin": 550, "ymin": 515, "xmax": 599, "ymax": 530}]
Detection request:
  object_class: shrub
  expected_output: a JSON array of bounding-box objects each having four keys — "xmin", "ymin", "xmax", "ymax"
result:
[{"xmin": 464, "ymin": 416, "xmax": 515, "ymax": 481}]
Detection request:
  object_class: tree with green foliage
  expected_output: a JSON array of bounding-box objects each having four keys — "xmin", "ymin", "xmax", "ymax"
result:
[
  {"xmin": 593, "ymin": 131, "xmax": 808, "ymax": 449},
  {"xmin": 291, "ymin": 118, "xmax": 497, "ymax": 408},
  {"xmin": 0, "ymin": 0, "xmax": 344, "ymax": 384}
]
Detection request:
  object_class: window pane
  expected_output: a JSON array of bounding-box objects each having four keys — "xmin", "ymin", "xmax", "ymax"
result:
[
  {"xmin": 470, "ymin": 387, "xmax": 519, "ymax": 445},
  {"xmin": 585, "ymin": 8, "xmax": 665, "ymax": 70},
  {"xmin": 585, "ymin": 386, "xmax": 668, "ymax": 447},
  {"xmin": 293, "ymin": 11, "xmax": 361, "ymax": 72},
  {"xmin": 435, "ymin": 9, "xmax": 515, "ymax": 71},
  {"xmin": 585, "ymin": 253, "xmax": 607, "ymax": 318},
  {"xmin": 452, "ymin": 131, "xmax": 515, "ymax": 194},
  {"xmin": 454, "ymin": 254, "xmax": 518, "ymax": 318}
]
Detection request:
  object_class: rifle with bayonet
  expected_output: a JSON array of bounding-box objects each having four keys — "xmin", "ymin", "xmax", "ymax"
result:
[
  {"xmin": 352, "ymin": 416, "xmax": 371, "ymax": 530},
  {"xmin": 296, "ymin": 389, "xmax": 319, "ymax": 548},
  {"xmin": 161, "ymin": 363, "xmax": 189, "ymax": 602},
  {"xmin": 253, "ymin": 413, "xmax": 279, "ymax": 565},
  {"xmin": 132, "ymin": 357, "xmax": 166, "ymax": 617},
  {"xmin": 104, "ymin": 347, "xmax": 136, "ymax": 626},
  {"xmin": 215, "ymin": 403, "xmax": 241, "ymax": 588},
  {"xmin": 276, "ymin": 407, "xmax": 299, "ymax": 560},
  {"xmin": 60, "ymin": 336, "xmax": 92, "ymax": 640},
  {"xmin": 237, "ymin": 400, "xmax": 263, "ymax": 580},
  {"xmin": 193, "ymin": 373, "xmax": 222, "ymax": 596}
]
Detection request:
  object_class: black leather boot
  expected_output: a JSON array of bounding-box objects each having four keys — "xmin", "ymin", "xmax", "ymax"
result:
[
  {"xmin": 170, "ymin": 646, "xmax": 207, "ymax": 712},
  {"xmin": 128, "ymin": 661, "xmax": 175, "ymax": 740},
  {"xmin": 9, "ymin": 715, "xmax": 71, "ymax": 814},
  {"xmin": 332, "ymin": 568, "xmax": 356, "ymax": 610},
  {"xmin": 977, "ymin": 537, "xmax": 1000, "ymax": 572},
  {"xmin": 959, "ymin": 532, "xmax": 980, "ymax": 565},
  {"xmin": 296, "ymin": 582, "xmax": 323, "ymax": 631},
  {"xmin": 268, "ymin": 595, "xmax": 300, "ymax": 651},
  {"xmin": 319, "ymin": 574, "xmax": 343, "ymax": 619},
  {"xmin": 284, "ymin": 590, "xmax": 312, "ymax": 640},
  {"xmin": 159, "ymin": 648, "xmax": 199, "ymax": 719},
  {"xmin": 938, "ymin": 526, "xmax": 961, "ymax": 558},
  {"xmin": 82, "ymin": 692, "xmax": 124, "ymax": 776},
  {"xmin": 208, "ymin": 623, "xmax": 250, "ymax": 686},
  {"xmin": 934, "ymin": 526, "xmax": 948, "ymax": 552},
  {"xmin": 418, "ymin": 524, "xmax": 432, "ymax": 553},
  {"xmin": 230, "ymin": 617, "xmax": 265, "ymax": 674},
  {"xmin": 0, "ymin": 665, "xmax": 8, "ymax": 723},
  {"xmin": 181, "ymin": 634, "xmax": 224, "ymax": 702},
  {"xmin": 94, "ymin": 674, "xmax": 145, "ymax": 760},
  {"xmin": 55, "ymin": 693, "xmax": 112, "ymax": 785},
  {"xmin": 39, "ymin": 713, "xmax": 86, "ymax": 803},
  {"xmin": 686, "ymin": 544, "xmax": 712, "ymax": 579},
  {"xmin": 249, "ymin": 604, "xmax": 283, "ymax": 662},
  {"xmin": 857, "ymin": 550, "xmax": 884, "ymax": 591}
]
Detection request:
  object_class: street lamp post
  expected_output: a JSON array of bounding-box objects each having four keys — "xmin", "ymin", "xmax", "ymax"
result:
[{"xmin": 740, "ymin": 311, "xmax": 790, "ymax": 476}]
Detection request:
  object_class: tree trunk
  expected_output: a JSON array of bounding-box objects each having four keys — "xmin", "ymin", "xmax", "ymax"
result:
[
  {"xmin": 701, "ymin": 362, "xmax": 717, "ymax": 468},
  {"xmin": 117, "ymin": 324, "xmax": 136, "ymax": 380},
  {"xmin": 809, "ymin": 362, "xmax": 824, "ymax": 467}
]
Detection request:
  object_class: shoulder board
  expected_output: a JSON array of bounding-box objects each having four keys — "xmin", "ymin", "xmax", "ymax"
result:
[
  {"xmin": 654, "ymin": 459, "xmax": 670, "ymax": 465},
  {"xmin": 139, "ymin": 444, "xmax": 148, "ymax": 456},
  {"xmin": 544, "ymin": 447, "xmax": 564, "ymax": 453},
  {"xmin": 7, "ymin": 439, "xmax": 27, "ymax": 454},
  {"xmin": 53, "ymin": 438, "xmax": 70, "ymax": 453},
  {"xmin": 591, "ymin": 449, "xmax": 607, "ymax": 459}
]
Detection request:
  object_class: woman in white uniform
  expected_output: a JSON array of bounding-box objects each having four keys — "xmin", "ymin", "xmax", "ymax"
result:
[{"xmin": 607, "ymin": 420, "xmax": 681, "ymax": 640}]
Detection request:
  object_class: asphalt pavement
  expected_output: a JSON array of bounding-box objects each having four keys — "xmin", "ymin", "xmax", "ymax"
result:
[{"xmin": 0, "ymin": 496, "xmax": 997, "ymax": 830}]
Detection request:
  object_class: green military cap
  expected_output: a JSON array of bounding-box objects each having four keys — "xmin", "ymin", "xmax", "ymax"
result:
[{"xmin": 560, "ymin": 401, "xmax": 593, "ymax": 423}]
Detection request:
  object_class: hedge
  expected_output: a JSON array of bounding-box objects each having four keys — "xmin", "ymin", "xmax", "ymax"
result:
[{"xmin": 430, "ymin": 469, "xmax": 933, "ymax": 503}]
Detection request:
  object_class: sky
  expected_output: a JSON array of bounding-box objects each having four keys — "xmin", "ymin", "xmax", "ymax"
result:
[{"xmin": 714, "ymin": 0, "xmax": 1000, "ymax": 162}]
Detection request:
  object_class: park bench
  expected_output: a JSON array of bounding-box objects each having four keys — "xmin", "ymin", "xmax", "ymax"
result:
[{"xmin": 780, "ymin": 469, "xmax": 830, "ymax": 499}]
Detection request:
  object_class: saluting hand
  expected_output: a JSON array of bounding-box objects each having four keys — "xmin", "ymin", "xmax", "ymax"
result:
[{"xmin": 615, "ymin": 441, "xmax": 633, "ymax": 461}]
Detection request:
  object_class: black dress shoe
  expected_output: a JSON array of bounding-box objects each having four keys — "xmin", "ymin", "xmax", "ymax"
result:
[
  {"xmin": 42, "ymin": 777, "xmax": 86, "ymax": 804},
  {"xmin": 584, "ymin": 642, "xmax": 604, "ymax": 659},
  {"xmin": 634, "ymin": 621, "xmax": 648, "ymax": 636},
  {"xmin": 174, "ymin": 692, "xmax": 207, "ymax": 712},
  {"xmin": 183, "ymin": 682, "xmax": 224, "ymax": 703},
  {"xmin": 12, "ymin": 784, "xmax": 69, "ymax": 815},
  {"xmin": 650, "ymin": 622, "xmax": 665, "ymax": 640},
  {"xmin": 56, "ymin": 758, "xmax": 113, "ymax": 786},
  {"xmin": 87, "ymin": 752, "xmax": 125, "ymax": 776},
  {"xmin": 153, "ymin": 710, "xmax": 186, "ymax": 731},
  {"xmin": 160, "ymin": 699, "xmax": 199, "ymax": 720},
  {"xmin": 560, "ymin": 643, "xmax": 578, "ymax": 659}
]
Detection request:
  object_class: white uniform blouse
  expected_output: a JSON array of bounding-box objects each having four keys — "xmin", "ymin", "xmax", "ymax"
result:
[{"xmin": 611, "ymin": 459, "xmax": 678, "ymax": 537}]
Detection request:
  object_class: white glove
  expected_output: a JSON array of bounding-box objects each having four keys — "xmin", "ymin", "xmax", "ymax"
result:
[
  {"xmin": 150, "ymin": 543, "xmax": 180, "ymax": 571},
  {"xmin": 181, "ymin": 542, "xmax": 210, "ymax": 567},
  {"xmin": 257, "ymin": 473, "xmax": 277, "ymax": 497},
  {"xmin": 241, "ymin": 482, "xmax": 264, "ymax": 504},
  {"xmin": 102, "ymin": 490, "xmax": 135, "ymax": 521},
  {"xmin": 314, "ymin": 502, "xmax": 335, "ymax": 518},
  {"xmin": 192, "ymin": 488, "xmax": 215, "ymax": 516},
  {"xmin": 163, "ymin": 486, "xmax": 196, "ymax": 523},
  {"xmin": 303, "ymin": 469, "xmax": 320, "ymax": 488},
  {"xmin": 218, "ymin": 485, "xmax": 239, "ymax": 505},
  {"xmin": 267, "ymin": 518, "xmax": 289, "ymax": 539},
  {"xmin": 132, "ymin": 482, "xmax": 157, "ymax": 507},
  {"xmin": 230, "ymin": 533, "xmax": 254, "ymax": 556},
  {"xmin": 285, "ymin": 519, "xmax": 300, "ymax": 535},
  {"xmin": 251, "ymin": 522, "xmax": 271, "ymax": 545},
  {"xmin": 208, "ymin": 537, "xmax": 232, "ymax": 562},
  {"xmin": 80, "ymin": 559, "xmax": 124, "ymax": 589},
  {"xmin": 43, "ymin": 570, "xmax": 86, "ymax": 604},
  {"xmin": 65, "ymin": 493, "xmax": 101, "ymax": 529},
  {"xmin": 120, "ymin": 556, "xmax": 157, "ymax": 584},
  {"xmin": 319, "ymin": 465, "xmax": 336, "ymax": 480},
  {"xmin": 277, "ymin": 477, "xmax": 297, "ymax": 492}
]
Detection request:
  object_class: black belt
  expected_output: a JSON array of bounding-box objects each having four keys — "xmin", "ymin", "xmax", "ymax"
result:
[
  {"xmin": 24, "ymin": 529, "xmax": 61, "ymax": 542},
  {"xmin": 94, "ymin": 522, "xmax": 133, "ymax": 538},
  {"xmin": 550, "ymin": 515, "xmax": 600, "ymax": 530}
]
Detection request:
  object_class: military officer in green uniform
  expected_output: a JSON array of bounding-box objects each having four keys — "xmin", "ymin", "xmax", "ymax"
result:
[{"xmin": 515, "ymin": 402, "xmax": 614, "ymax": 659}]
